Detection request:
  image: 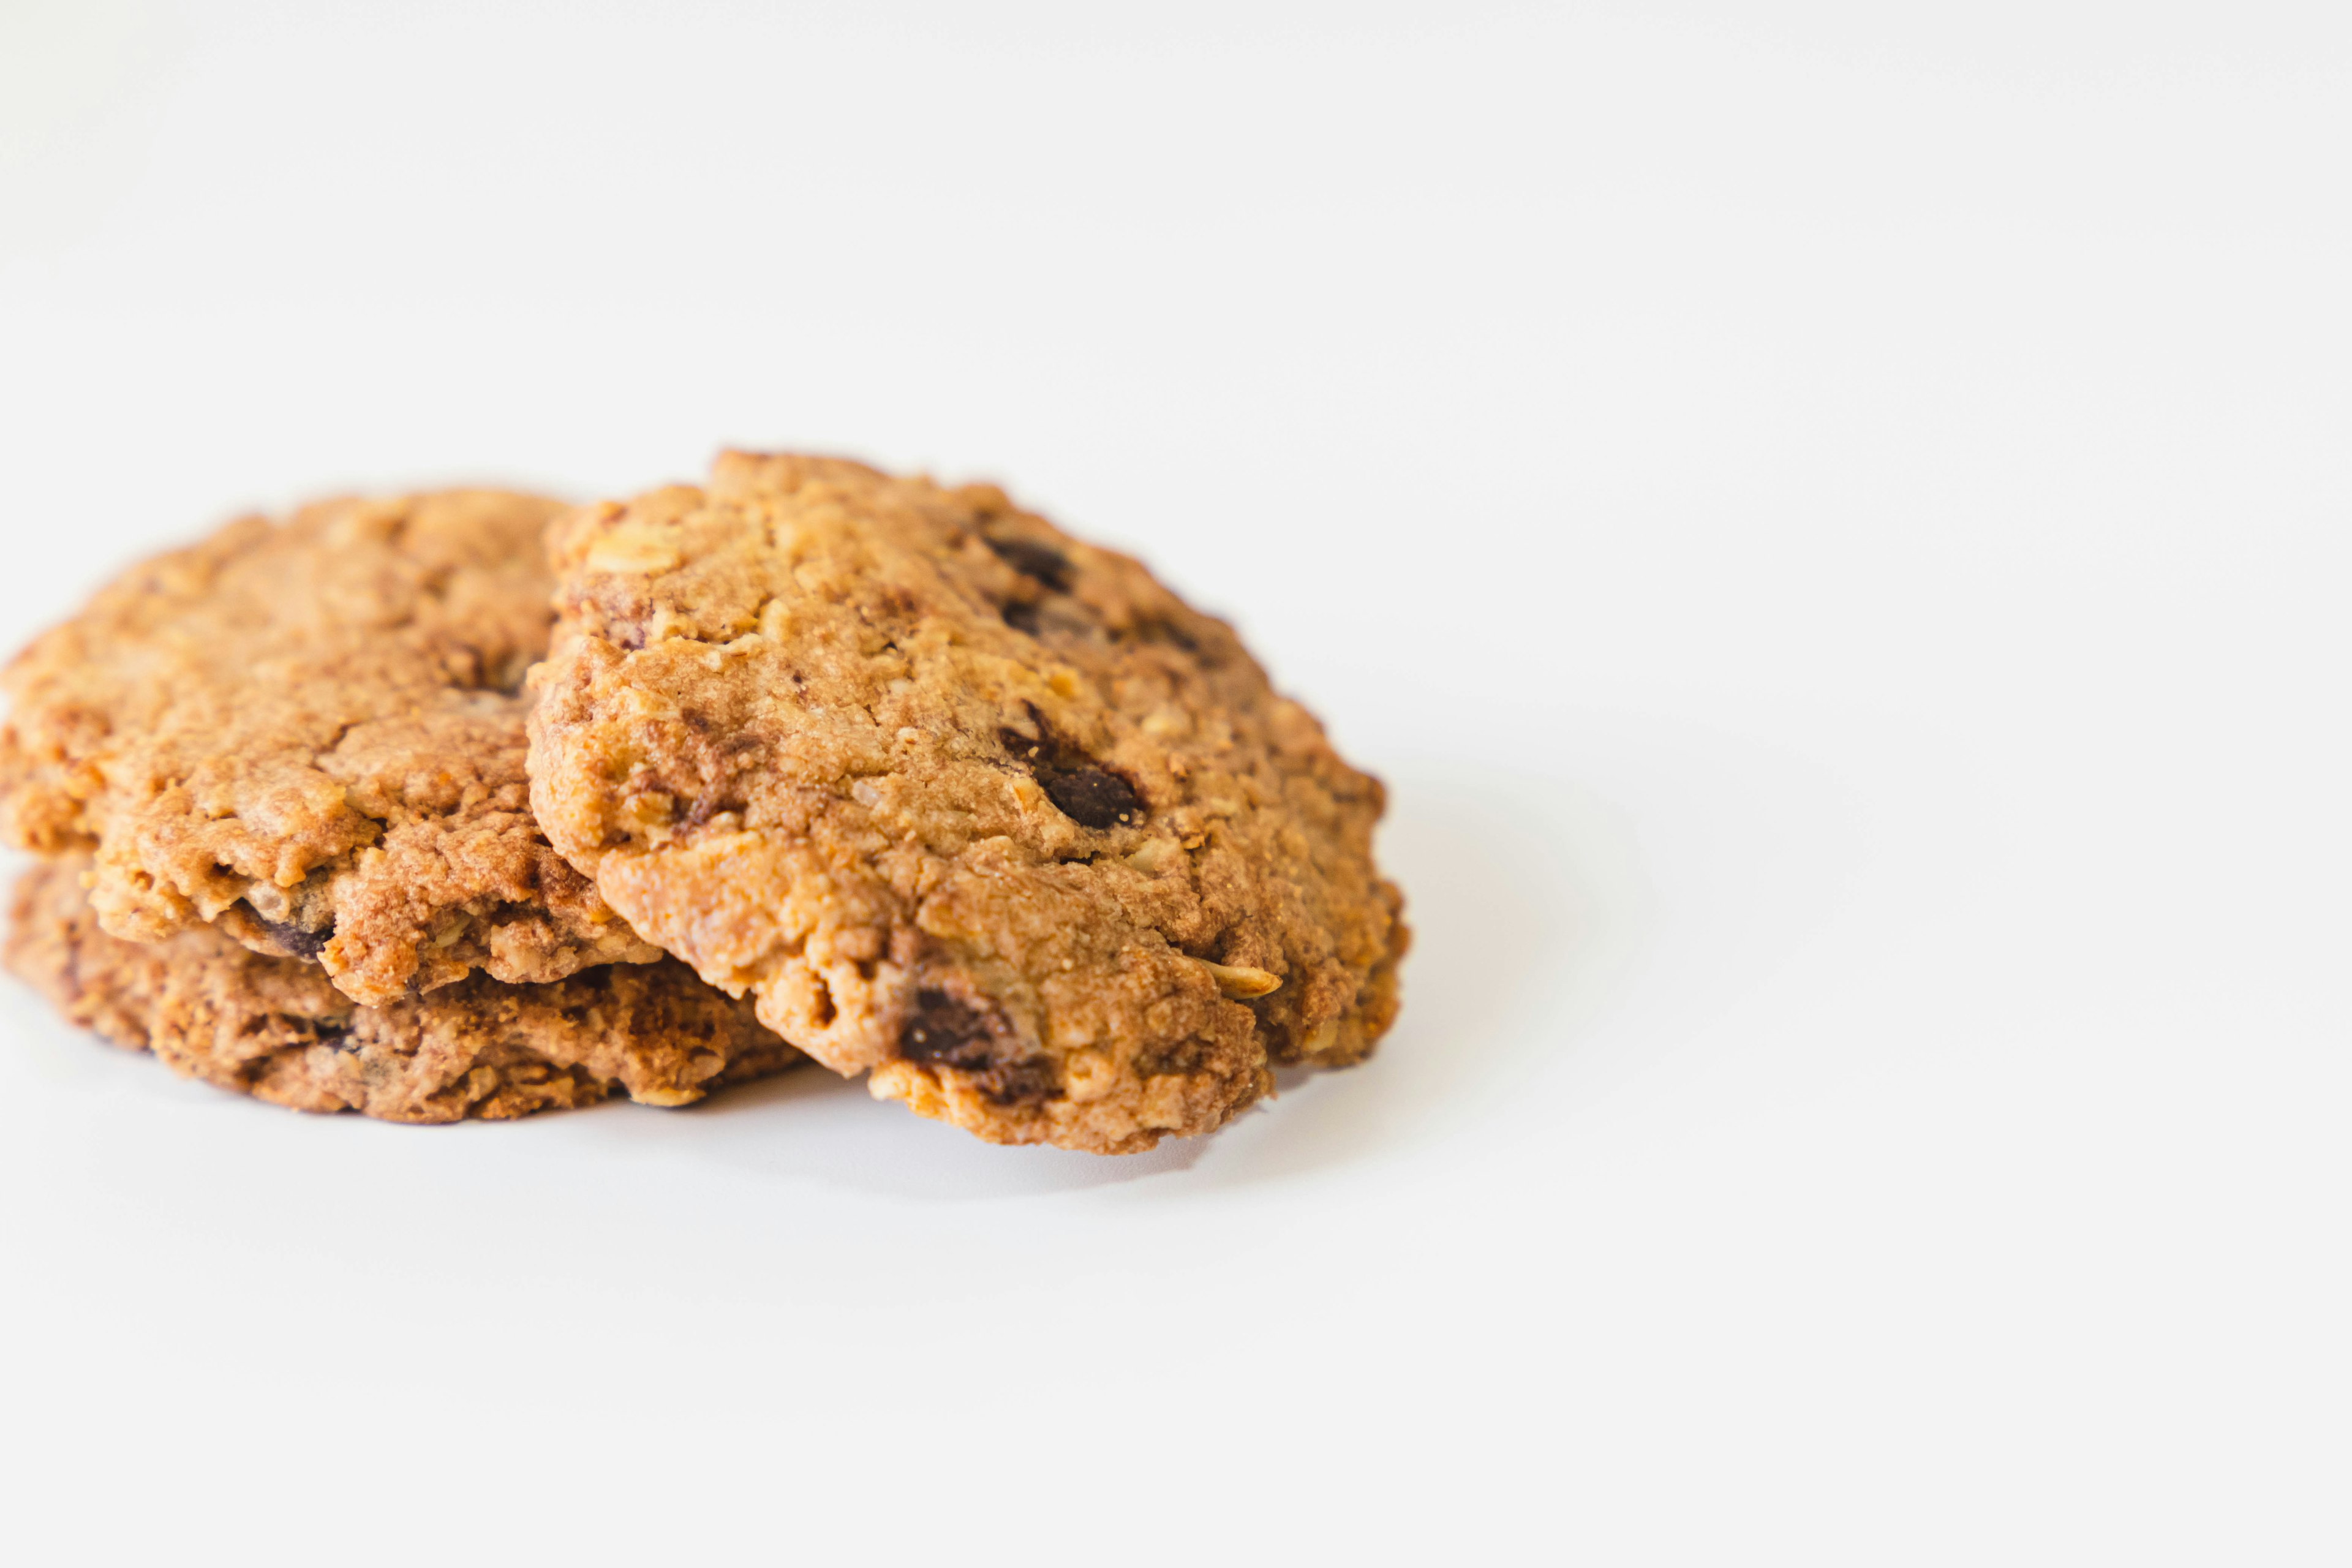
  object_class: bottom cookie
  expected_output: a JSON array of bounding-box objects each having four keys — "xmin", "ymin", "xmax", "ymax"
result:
[{"xmin": 5, "ymin": 861, "xmax": 798, "ymax": 1122}]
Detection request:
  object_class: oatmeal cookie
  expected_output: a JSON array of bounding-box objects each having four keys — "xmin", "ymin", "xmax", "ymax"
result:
[
  {"xmin": 0, "ymin": 489, "xmax": 663, "ymax": 1005},
  {"xmin": 528, "ymin": 452, "xmax": 1405, "ymax": 1153},
  {"xmin": 6, "ymin": 860, "xmax": 796, "ymax": 1121}
]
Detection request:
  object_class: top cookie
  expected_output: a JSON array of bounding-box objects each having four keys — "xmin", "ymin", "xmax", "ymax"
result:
[
  {"xmin": 528, "ymin": 452, "xmax": 1405, "ymax": 1152},
  {"xmin": 0, "ymin": 489, "xmax": 661, "ymax": 1005}
]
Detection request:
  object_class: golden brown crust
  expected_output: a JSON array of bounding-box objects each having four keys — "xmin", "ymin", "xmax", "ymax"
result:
[
  {"xmin": 528, "ymin": 452, "xmax": 1406, "ymax": 1152},
  {"xmin": 5, "ymin": 860, "xmax": 797, "ymax": 1122},
  {"xmin": 0, "ymin": 491, "xmax": 663, "ymax": 1005}
]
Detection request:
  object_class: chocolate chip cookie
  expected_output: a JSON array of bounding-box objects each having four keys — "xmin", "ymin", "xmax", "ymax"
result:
[
  {"xmin": 0, "ymin": 490, "xmax": 663, "ymax": 1005},
  {"xmin": 6, "ymin": 859, "xmax": 796, "ymax": 1121},
  {"xmin": 528, "ymin": 452, "xmax": 1406, "ymax": 1153}
]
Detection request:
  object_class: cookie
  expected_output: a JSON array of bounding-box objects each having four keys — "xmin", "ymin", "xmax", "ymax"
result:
[
  {"xmin": 528, "ymin": 452, "xmax": 1406, "ymax": 1153},
  {"xmin": 6, "ymin": 859, "xmax": 797, "ymax": 1121},
  {"xmin": 0, "ymin": 490, "xmax": 663, "ymax": 1005}
]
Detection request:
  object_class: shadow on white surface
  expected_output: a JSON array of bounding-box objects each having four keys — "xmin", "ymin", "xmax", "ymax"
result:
[
  {"xmin": 1175, "ymin": 758, "xmax": 1649, "ymax": 1187},
  {"xmin": 671, "ymin": 1067, "xmax": 1215, "ymax": 1191}
]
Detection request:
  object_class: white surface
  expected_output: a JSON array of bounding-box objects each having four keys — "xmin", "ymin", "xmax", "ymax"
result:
[{"xmin": 1, "ymin": 2, "xmax": 2345, "ymax": 1562}]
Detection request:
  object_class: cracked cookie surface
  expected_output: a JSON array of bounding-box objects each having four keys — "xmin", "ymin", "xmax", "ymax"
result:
[
  {"xmin": 0, "ymin": 489, "xmax": 663, "ymax": 1004},
  {"xmin": 6, "ymin": 860, "xmax": 797, "ymax": 1121},
  {"xmin": 528, "ymin": 452, "xmax": 1406, "ymax": 1153}
]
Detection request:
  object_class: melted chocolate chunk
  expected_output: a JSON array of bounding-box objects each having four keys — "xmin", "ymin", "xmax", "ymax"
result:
[
  {"xmin": 974, "ymin": 1058, "xmax": 1059, "ymax": 1107},
  {"xmin": 899, "ymin": 988, "xmax": 993, "ymax": 1063},
  {"xmin": 1044, "ymin": 767, "xmax": 1144, "ymax": 829},
  {"xmin": 986, "ymin": 537, "xmax": 1072, "ymax": 592},
  {"xmin": 1001, "ymin": 599, "xmax": 1041, "ymax": 635},
  {"xmin": 997, "ymin": 704, "xmax": 1148, "ymax": 831},
  {"xmin": 897, "ymin": 987, "xmax": 1058, "ymax": 1106},
  {"xmin": 243, "ymin": 905, "xmax": 331, "ymax": 962},
  {"xmin": 997, "ymin": 726, "xmax": 1042, "ymax": 766}
]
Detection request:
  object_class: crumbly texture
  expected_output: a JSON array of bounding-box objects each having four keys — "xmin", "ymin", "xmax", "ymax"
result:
[
  {"xmin": 529, "ymin": 452, "xmax": 1406, "ymax": 1153},
  {"xmin": 6, "ymin": 860, "xmax": 797, "ymax": 1121},
  {"xmin": 0, "ymin": 490, "xmax": 663, "ymax": 1005}
]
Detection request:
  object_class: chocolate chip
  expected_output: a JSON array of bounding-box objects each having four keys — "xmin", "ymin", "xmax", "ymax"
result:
[
  {"xmin": 899, "ymin": 988, "xmax": 993, "ymax": 1063},
  {"xmin": 1001, "ymin": 599, "xmax": 1041, "ymax": 635},
  {"xmin": 897, "ymin": 987, "xmax": 1058, "ymax": 1105},
  {"xmin": 976, "ymin": 1058, "xmax": 1059, "ymax": 1107},
  {"xmin": 986, "ymin": 537, "xmax": 1072, "ymax": 592},
  {"xmin": 1044, "ymin": 767, "xmax": 1143, "ymax": 829},
  {"xmin": 243, "ymin": 904, "xmax": 330, "ymax": 961},
  {"xmin": 997, "ymin": 709, "xmax": 1147, "ymax": 831}
]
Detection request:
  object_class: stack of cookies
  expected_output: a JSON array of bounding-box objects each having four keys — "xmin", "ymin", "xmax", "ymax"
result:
[{"xmin": 0, "ymin": 454, "xmax": 1406, "ymax": 1152}]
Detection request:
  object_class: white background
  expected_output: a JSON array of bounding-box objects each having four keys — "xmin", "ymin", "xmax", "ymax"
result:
[{"xmin": 1, "ymin": 2, "xmax": 2345, "ymax": 1562}]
